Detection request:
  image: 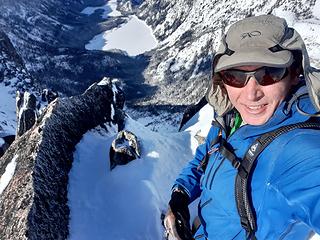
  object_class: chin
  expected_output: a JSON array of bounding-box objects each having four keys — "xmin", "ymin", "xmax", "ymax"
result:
[{"xmin": 242, "ymin": 115, "xmax": 269, "ymax": 126}]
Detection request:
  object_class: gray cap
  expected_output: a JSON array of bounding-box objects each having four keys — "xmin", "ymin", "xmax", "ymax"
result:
[
  {"xmin": 215, "ymin": 14, "xmax": 293, "ymax": 72},
  {"xmin": 207, "ymin": 14, "xmax": 320, "ymax": 117}
]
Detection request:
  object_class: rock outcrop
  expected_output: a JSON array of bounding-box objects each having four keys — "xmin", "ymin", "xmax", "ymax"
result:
[
  {"xmin": 16, "ymin": 91, "xmax": 38, "ymax": 137},
  {"xmin": 109, "ymin": 130, "xmax": 141, "ymax": 170},
  {"xmin": 41, "ymin": 89, "xmax": 58, "ymax": 104},
  {"xmin": 0, "ymin": 77, "xmax": 123, "ymax": 240}
]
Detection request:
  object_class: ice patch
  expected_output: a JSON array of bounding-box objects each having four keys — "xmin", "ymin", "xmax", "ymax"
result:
[{"xmin": 0, "ymin": 155, "xmax": 18, "ymax": 195}]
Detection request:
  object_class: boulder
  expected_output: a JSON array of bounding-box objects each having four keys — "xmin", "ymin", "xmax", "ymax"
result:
[{"xmin": 109, "ymin": 130, "xmax": 141, "ymax": 170}]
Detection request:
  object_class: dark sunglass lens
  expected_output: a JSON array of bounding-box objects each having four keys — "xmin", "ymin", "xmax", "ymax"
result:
[
  {"xmin": 220, "ymin": 71, "xmax": 246, "ymax": 88},
  {"xmin": 267, "ymin": 67, "xmax": 287, "ymax": 78},
  {"xmin": 259, "ymin": 67, "xmax": 287, "ymax": 86},
  {"xmin": 260, "ymin": 74, "xmax": 278, "ymax": 86}
]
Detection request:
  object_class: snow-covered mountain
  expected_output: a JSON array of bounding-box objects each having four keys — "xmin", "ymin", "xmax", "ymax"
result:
[
  {"xmin": 0, "ymin": 0, "xmax": 145, "ymax": 98},
  {"xmin": 1, "ymin": 0, "xmax": 320, "ymax": 239},
  {"xmin": 2, "ymin": 0, "xmax": 320, "ymax": 109},
  {"xmin": 137, "ymin": 0, "xmax": 320, "ymax": 106}
]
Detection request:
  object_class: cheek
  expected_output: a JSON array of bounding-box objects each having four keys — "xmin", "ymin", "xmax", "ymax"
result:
[
  {"xmin": 224, "ymin": 85, "xmax": 241, "ymax": 105},
  {"xmin": 265, "ymin": 80, "xmax": 292, "ymax": 103}
]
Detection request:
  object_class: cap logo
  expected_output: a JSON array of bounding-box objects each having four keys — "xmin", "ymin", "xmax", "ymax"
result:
[{"xmin": 241, "ymin": 31, "xmax": 261, "ymax": 40}]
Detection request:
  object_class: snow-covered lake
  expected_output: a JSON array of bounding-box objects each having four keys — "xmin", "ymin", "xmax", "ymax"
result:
[
  {"xmin": 84, "ymin": 1, "xmax": 158, "ymax": 56},
  {"xmin": 86, "ymin": 15, "xmax": 158, "ymax": 56}
]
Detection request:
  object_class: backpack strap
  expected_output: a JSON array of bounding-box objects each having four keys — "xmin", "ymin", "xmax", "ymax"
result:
[
  {"xmin": 197, "ymin": 128, "xmax": 222, "ymax": 172},
  {"xmin": 220, "ymin": 120, "xmax": 320, "ymax": 240}
]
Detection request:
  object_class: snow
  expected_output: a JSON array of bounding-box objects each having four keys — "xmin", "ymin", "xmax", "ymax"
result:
[
  {"xmin": 110, "ymin": 103, "xmax": 115, "ymax": 120},
  {"xmin": 97, "ymin": 77, "xmax": 120, "ymax": 103},
  {"xmin": 68, "ymin": 116, "xmax": 199, "ymax": 239},
  {"xmin": 86, "ymin": 15, "xmax": 158, "ymax": 56},
  {"xmin": 17, "ymin": 92, "xmax": 31, "ymax": 124},
  {"xmin": 0, "ymin": 155, "xmax": 18, "ymax": 195},
  {"xmin": 124, "ymin": 107, "xmax": 182, "ymax": 133},
  {"xmin": 270, "ymin": 9, "xmax": 320, "ymax": 67},
  {"xmin": 180, "ymin": 104, "xmax": 213, "ymax": 154},
  {"xmin": 0, "ymin": 84, "xmax": 18, "ymax": 135},
  {"xmin": 313, "ymin": 0, "xmax": 320, "ymax": 19},
  {"xmin": 2, "ymin": 0, "xmax": 320, "ymax": 238},
  {"xmin": 80, "ymin": 0, "xmax": 121, "ymax": 19},
  {"xmin": 272, "ymin": 9, "xmax": 297, "ymax": 26}
]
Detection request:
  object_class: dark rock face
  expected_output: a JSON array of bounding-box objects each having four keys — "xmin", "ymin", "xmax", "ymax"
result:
[
  {"xmin": 0, "ymin": 78, "xmax": 122, "ymax": 240},
  {"xmin": 16, "ymin": 91, "xmax": 38, "ymax": 137},
  {"xmin": 179, "ymin": 96, "xmax": 207, "ymax": 131},
  {"xmin": 0, "ymin": 31, "xmax": 34, "ymax": 90},
  {"xmin": 0, "ymin": 135, "xmax": 15, "ymax": 158}
]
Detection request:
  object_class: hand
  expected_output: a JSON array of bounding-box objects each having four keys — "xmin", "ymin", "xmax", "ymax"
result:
[
  {"xmin": 164, "ymin": 207, "xmax": 183, "ymax": 240},
  {"xmin": 163, "ymin": 189, "xmax": 193, "ymax": 240}
]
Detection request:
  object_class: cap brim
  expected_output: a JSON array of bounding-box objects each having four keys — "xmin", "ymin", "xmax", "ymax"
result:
[{"xmin": 214, "ymin": 49, "xmax": 293, "ymax": 72}]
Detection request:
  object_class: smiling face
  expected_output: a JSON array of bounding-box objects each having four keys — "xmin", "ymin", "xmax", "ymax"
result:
[{"xmin": 223, "ymin": 65, "xmax": 299, "ymax": 125}]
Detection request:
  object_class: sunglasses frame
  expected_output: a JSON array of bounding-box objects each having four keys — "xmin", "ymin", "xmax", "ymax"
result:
[{"xmin": 218, "ymin": 66, "xmax": 289, "ymax": 88}]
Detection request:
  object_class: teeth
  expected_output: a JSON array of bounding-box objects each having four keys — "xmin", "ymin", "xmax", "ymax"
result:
[{"xmin": 247, "ymin": 105, "xmax": 264, "ymax": 110}]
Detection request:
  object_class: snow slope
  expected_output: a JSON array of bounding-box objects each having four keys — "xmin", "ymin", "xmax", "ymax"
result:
[
  {"xmin": 86, "ymin": 15, "xmax": 158, "ymax": 56},
  {"xmin": 0, "ymin": 84, "xmax": 18, "ymax": 136},
  {"xmin": 68, "ymin": 116, "xmax": 201, "ymax": 239}
]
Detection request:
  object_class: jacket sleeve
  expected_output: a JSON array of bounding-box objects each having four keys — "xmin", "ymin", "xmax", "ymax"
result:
[
  {"xmin": 173, "ymin": 126, "xmax": 219, "ymax": 202},
  {"xmin": 274, "ymin": 131, "xmax": 320, "ymax": 233}
]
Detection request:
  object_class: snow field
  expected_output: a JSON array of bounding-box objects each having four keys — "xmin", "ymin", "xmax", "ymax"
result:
[{"xmin": 68, "ymin": 116, "xmax": 203, "ymax": 239}]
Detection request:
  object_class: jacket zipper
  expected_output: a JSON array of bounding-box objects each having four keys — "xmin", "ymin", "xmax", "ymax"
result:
[
  {"xmin": 209, "ymin": 157, "xmax": 226, "ymax": 189},
  {"xmin": 200, "ymin": 197, "xmax": 213, "ymax": 209},
  {"xmin": 205, "ymin": 119, "xmax": 246, "ymax": 189},
  {"xmin": 204, "ymin": 153, "xmax": 218, "ymax": 188}
]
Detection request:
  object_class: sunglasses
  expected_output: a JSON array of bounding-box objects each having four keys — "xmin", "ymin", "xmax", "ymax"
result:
[{"xmin": 218, "ymin": 66, "xmax": 288, "ymax": 88}]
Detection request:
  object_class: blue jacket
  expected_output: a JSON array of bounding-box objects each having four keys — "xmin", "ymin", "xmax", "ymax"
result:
[{"xmin": 174, "ymin": 85, "xmax": 320, "ymax": 239}]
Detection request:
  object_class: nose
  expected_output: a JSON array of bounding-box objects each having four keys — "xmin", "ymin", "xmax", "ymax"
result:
[{"xmin": 243, "ymin": 76, "xmax": 264, "ymax": 101}]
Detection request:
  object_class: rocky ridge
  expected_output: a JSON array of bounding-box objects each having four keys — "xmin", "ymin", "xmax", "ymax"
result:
[{"xmin": 0, "ymin": 78, "xmax": 123, "ymax": 240}]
